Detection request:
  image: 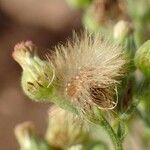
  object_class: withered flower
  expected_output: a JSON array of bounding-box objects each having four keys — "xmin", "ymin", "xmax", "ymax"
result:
[{"xmin": 49, "ymin": 32, "xmax": 127, "ymax": 115}]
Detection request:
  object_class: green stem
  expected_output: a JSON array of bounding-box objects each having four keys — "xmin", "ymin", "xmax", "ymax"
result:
[
  {"xmin": 53, "ymin": 94, "xmax": 123, "ymax": 149},
  {"xmin": 121, "ymin": 98, "xmax": 140, "ymax": 121},
  {"xmin": 50, "ymin": 92, "xmax": 122, "ymax": 149},
  {"xmin": 136, "ymin": 108, "xmax": 150, "ymax": 127},
  {"xmin": 88, "ymin": 109, "xmax": 122, "ymax": 150},
  {"xmin": 100, "ymin": 115, "xmax": 122, "ymax": 150},
  {"xmin": 51, "ymin": 94, "xmax": 78, "ymax": 115}
]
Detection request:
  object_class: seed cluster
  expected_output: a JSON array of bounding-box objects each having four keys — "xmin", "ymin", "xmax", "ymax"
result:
[{"xmin": 65, "ymin": 67, "xmax": 117, "ymax": 110}]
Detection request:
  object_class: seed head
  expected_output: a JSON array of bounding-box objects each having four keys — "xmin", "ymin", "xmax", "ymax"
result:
[{"xmin": 49, "ymin": 31, "xmax": 127, "ymax": 115}]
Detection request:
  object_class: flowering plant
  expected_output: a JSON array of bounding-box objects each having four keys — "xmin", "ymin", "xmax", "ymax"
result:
[{"xmin": 13, "ymin": 0, "xmax": 150, "ymax": 150}]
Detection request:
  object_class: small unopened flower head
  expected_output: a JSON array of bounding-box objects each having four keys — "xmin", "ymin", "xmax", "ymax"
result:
[
  {"xmin": 46, "ymin": 106, "xmax": 89, "ymax": 148},
  {"xmin": 12, "ymin": 41, "xmax": 55, "ymax": 101},
  {"xmin": 14, "ymin": 122, "xmax": 35, "ymax": 149},
  {"xmin": 12, "ymin": 41, "xmax": 37, "ymax": 68},
  {"xmin": 134, "ymin": 40, "xmax": 150, "ymax": 78},
  {"xmin": 14, "ymin": 122, "xmax": 50, "ymax": 150},
  {"xmin": 83, "ymin": 0, "xmax": 127, "ymax": 32},
  {"xmin": 113, "ymin": 20, "xmax": 133, "ymax": 41},
  {"xmin": 49, "ymin": 31, "xmax": 127, "ymax": 115}
]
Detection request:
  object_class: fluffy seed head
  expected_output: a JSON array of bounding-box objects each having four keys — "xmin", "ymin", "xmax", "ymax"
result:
[{"xmin": 48, "ymin": 31, "xmax": 127, "ymax": 114}]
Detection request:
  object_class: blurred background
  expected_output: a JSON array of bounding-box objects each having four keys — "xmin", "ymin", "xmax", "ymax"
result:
[{"xmin": 0, "ymin": 0, "xmax": 81, "ymax": 149}]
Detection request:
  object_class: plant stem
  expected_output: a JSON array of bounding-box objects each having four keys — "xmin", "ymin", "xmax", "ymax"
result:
[
  {"xmin": 88, "ymin": 109, "xmax": 122, "ymax": 150},
  {"xmin": 100, "ymin": 115, "xmax": 122, "ymax": 150},
  {"xmin": 51, "ymin": 94, "xmax": 78, "ymax": 115},
  {"xmin": 121, "ymin": 98, "xmax": 139, "ymax": 121},
  {"xmin": 51, "ymin": 93, "xmax": 122, "ymax": 149}
]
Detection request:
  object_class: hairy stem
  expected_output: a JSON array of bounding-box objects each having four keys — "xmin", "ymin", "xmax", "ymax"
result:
[
  {"xmin": 51, "ymin": 94, "xmax": 78, "ymax": 115},
  {"xmin": 88, "ymin": 109, "xmax": 122, "ymax": 150},
  {"xmin": 100, "ymin": 115, "xmax": 122, "ymax": 150}
]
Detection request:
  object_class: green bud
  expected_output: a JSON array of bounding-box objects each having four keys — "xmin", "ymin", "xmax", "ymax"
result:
[
  {"xmin": 134, "ymin": 40, "xmax": 150, "ymax": 78},
  {"xmin": 14, "ymin": 122, "xmax": 51, "ymax": 150},
  {"xmin": 136, "ymin": 88, "xmax": 150, "ymax": 126},
  {"xmin": 12, "ymin": 41, "xmax": 55, "ymax": 101},
  {"xmin": 66, "ymin": 0, "xmax": 91, "ymax": 9}
]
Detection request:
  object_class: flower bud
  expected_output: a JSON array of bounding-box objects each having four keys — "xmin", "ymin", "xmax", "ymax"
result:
[
  {"xmin": 12, "ymin": 41, "xmax": 55, "ymax": 101},
  {"xmin": 12, "ymin": 41, "xmax": 78, "ymax": 114},
  {"xmin": 113, "ymin": 20, "xmax": 136, "ymax": 71},
  {"xmin": 14, "ymin": 122, "xmax": 50, "ymax": 150},
  {"xmin": 113, "ymin": 20, "xmax": 133, "ymax": 42},
  {"xmin": 83, "ymin": 0, "xmax": 127, "ymax": 33},
  {"xmin": 45, "ymin": 106, "xmax": 90, "ymax": 149},
  {"xmin": 134, "ymin": 40, "xmax": 150, "ymax": 78}
]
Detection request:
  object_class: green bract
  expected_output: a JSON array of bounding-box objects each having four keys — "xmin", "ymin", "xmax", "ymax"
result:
[
  {"xmin": 12, "ymin": 41, "xmax": 55, "ymax": 101},
  {"xmin": 134, "ymin": 40, "xmax": 150, "ymax": 78},
  {"xmin": 21, "ymin": 60, "xmax": 55, "ymax": 101},
  {"xmin": 12, "ymin": 41, "xmax": 78, "ymax": 114}
]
